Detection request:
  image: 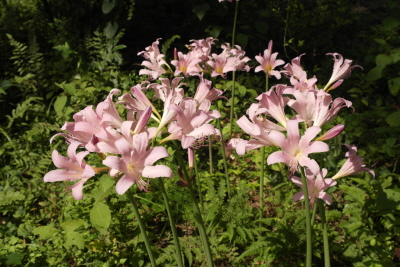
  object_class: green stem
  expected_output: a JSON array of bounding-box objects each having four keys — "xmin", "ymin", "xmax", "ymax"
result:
[
  {"xmin": 209, "ymin": 139, "xmax": 213, "ymax": 174},
  {"xmin": 217, "ymin": 118, "xmax": 231, "ymax": 199},
  {"xmin": 175, "ymin": 144, "xmax": 214, "ymax": 267},
  {"xmin": 311, "ymin": 202, "xmax": 317, "ymax": 227},
  {"xmin": 228, "ymin": 71, "xmax": 236, "ymax": 139},
  {"xmin": 228, "ymin": 0, "xmax": 239, "ymax": 139},
  {"xmin": 259, "ymin": 77, "xmax": 269, "ymax": 219},
  {"xmin": 194, "ymin": 150, "xmax": 204, "ymax": 209},
  {"xmin": 157, "ymin": 178, "xmax": 184, "ymax": 267},
  {"xmin": 300, "ymin": 167, "xmax": 312, "ymax": 267},
  {"xmin": 317, "ymin": 199, "xmax": 331, "ymax": 267},
  {"xmin": 126, "ymin": 189, "xmax": 157, "ymax": 267},
  {"xmin": 259, "ymin": 146, "xmax": 265, "ymax": 219}
]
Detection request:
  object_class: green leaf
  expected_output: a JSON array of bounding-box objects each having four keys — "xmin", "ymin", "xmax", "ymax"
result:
[
  {"xmin": 32, "ymin": 226, "xmax": 58, "ymax": 239},
  {"xmin": 63, "ymin": 83, "xmax": 76, "ymax": 96},
  {"xmin": 386, "ymin": 111, "xmax": 400, "ymax": 126},
  {"xmin": 377, "ymin": 189, "xmax": 400, "ymax": 210},
  {"xmin": 54, "ymin": 95, "xmax": 67, "ymax": 114},
  {"xmin": 61, "ymin": 219, "xmax": 84, "ymax": 233},
  {"xmin": 104, "ymin": 21, "xmax": 118, "ymax": 39},
  {"xmin": 388, "ymin": 77, "xmax": 400, "ymax": 96},
  {"xmin": 5, "ymin": 253, "xmax": 24, "ymax": 265},
  {"xmin": 90, "ymin": 202, "xmax": 111, "ymax": 233},
  {"xmin": 375, "ymin": 54, "xmax": 392, "ymax": 66},
  {"xmin": 238, "ymin": 85, "xmax": 247, "ymax": 96},
  {"xmin": 366, "ymin": 66, "xmax": 384, "ymax": 81},
  {"xmin": 192, "ymin": 4, "xmax": 210, "ymax": 21},
  {"xmin": 64, "ymin": 232, "xmax": 85, "ymax": 249},
  {"xmin": 102, "ymin": 0, "xmax": 116, "ymax": 14}
]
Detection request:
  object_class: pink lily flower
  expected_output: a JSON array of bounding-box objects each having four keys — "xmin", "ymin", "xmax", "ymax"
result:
[
  {"xmin": 44, "ymin": 142, "xmax": 95, "ymax": 200},
  {"xmin": 138, "ymin": 39, "xmax": 166, "ymax": 80},
  {"xmin": 256, "ymin": 84, "xmax": 291, "ymax": 129},
  {"xmin": 324, "ymin": 53, "xmax": 362, "ymax": 92},
  {"xmin": 171, "ymin": 50, "xmax": 202, "ymax": 76},
  {"xmin": 232, "ymin": 103, "xmax": 284, "ymax": 155},
  {"xmin": 291, "ymin": 168, "xmax": 337, "ymax": 205},
  {"xmin": 103, "ymin": 132, "xmax": 172, "ymax": 194},
  {"xmin": 254, "ymin": 40, "xmax": 285, "ymax": 79},
  {"xmin": 312, "ymin": 90, "xmax": 352, "ymax": 127},
  {"xmin": 332, "ymin": 144, "xmax": 375, "ymax": 180},
  {"xmin": 161, "ymin": 99, "xmax": 220, "ymax": 149},
  {"xmin": 267, "ymin": 120, "xmax": 329, "ymax": 175},
  {"xmin": 281, "ymin": 54, "xmax": 306, "ymax": 81},
  {"xmin": 193, "ymin": 75, "xmax": 226, "ymax": 113},
  {"xmin": 189, "ymin": 37, "xmax": 216, "ymax": 62}
]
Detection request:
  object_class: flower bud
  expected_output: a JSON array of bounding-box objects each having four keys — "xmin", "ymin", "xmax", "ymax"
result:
[{"xmin": 316, "ymin": 124, "xmax": 345, "ymax": 141}]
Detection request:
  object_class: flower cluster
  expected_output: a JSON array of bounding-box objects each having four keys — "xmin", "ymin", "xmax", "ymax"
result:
[
  {"xmin": 228, "ymin": 40, "xmax": 373, "ymax": 205},
  {"xmin": 44, "ymin": 37, "xmax": 236, "ymax": 199}
]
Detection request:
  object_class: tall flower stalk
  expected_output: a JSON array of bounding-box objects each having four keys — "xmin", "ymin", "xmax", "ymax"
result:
[
  {"xmin": 228, "ymin": 0, "xmax": 240, "ymax": 139},
  {"xmin": 126, "ymin": 189, "xmax": 157, "ymax": 267}
]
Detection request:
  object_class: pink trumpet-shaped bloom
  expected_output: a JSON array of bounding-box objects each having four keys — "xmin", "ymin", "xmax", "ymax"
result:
[
  {"xmin": 281, "ymin": 54, "xmax": 306, "ymax": 81},
  {"xmin": 103, "ymin": 132, "xmax": 172, "ymax": 194},
  {"xmin": 331, "ymin": 144, "xmax": 375, "ymax": 180},
  {"xmin": 233, "ymin": 103, "xmax": 283, "ymax": 155},
  {"xmin": 171, "ymin": 50, "xmax": 202, "ymax": 76},
  {"xmin": 44, "ymin": 142, "xmax": 95, "ymax": 200},
  {"xmin": 254, "ymin": 40, "xmax": 285, "ymax": 79},
  {"xmin": 267, "ymin": 120, "xmax": 329, "ymax": 175},
  {"xmin": 138, "ymin": 39, "xmax": 166, "ymax": 80},
  {"xmin": 161, "ymin": 99, "xmax": 219, "ymax": 149},
  {"xmin": 324, "ymin": 53, "xmax": 362, "ymax": 91},
  {"xmin": 256, "ymin": 84, "xmax": 290, "ymax": 129},
  {"xmin": 291, "ymin": 168, "xmax": 337, "ymax": 205}
]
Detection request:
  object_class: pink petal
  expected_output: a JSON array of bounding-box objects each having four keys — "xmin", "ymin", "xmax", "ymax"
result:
[
  {"xmin": 142, "ymin": 165, "xmax": 172, "ymax": 178},
  {"xmin": 143, "ymin": 146, "xmax": 169, "ymax": 166},
  {"xmin": 116, "ymin": 174, "xmax": 135, "ymax": 195}
]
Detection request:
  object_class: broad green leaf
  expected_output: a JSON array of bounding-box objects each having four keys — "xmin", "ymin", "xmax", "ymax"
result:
[
  {"xmin": 102, "ymin": 0, "xmax": 116, "ymax": 14},
  {"xmin": 63, "ymin": 83, "xmax": 76, "ymax": 96},
  {"xmin": 388, "ymin": 77, "xmax": 400, "ymax": 96},
  {"xmin": 382, "ymin": 17, "xmax": 400, "ymax": 30},
  {"xmin": 366, "ymin": 66, "xmax": 384, "ymax": 81},
  {"xmin": 375, "ymin": 54, "xmax": 392, "ymax": 66},
  {"xmin": 192, "ymin": 4, "xmax": 210, "ymax": 21},
  {"xmin": 238, "ymin": 85, "xmax": 247, "ymax": 96},
  {"xmin": 386, "ymin": 111, "xmax": 400, "ymax": 126},
  {"xmin": 61, "ymin": 219, "xmax": 84, "ymax": 233},
  {"xmin": 64, "ymin": 232, "xmax": 85, "ymax": 249},
  {"xmin": 90, "ymin": 202, "xmax": 111, "ymax": 233},
  {"xmin": 104, "ymin": 21, "xmax": 118, "ymax": 39},
  {"xmin": 377, "ymin": 188, "xmax": 400, "ymax": 210},
  {"xmin": 54, "ymin": 95, "xmax": 67, "ymax": 113},
  {"xmin": 32, "ymin": 226, "xmax": 58, "ymax": 239},
  {"xmin": 5, "ymin": 253, "xmax": 24, "ymax": 265}
]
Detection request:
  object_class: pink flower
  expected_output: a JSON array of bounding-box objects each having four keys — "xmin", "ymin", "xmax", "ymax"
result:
[
  {"xmin": 233, "ymin": 103, "xmax": 283, "ymax": 155},
  {"xmin": 254, "ymin": 40, "xmax": 285, "ymax": 79},
  {"xmin": 43, "ymin": 142, "xmax": 95, "ymax": 200},
  {"xmin": 267, "ymin": 120, "xmax": 329, "ymax": 175},
  {"xmin": 331, "ymin": 144, "xmax": 375, "ymax": 180},
  {"xmin": 324, "ymin": 53, "xmax": 362, "ymax": 92},
  {"xmin": 315, "ymin": 124, "xmax": 345, "ymax": 141},
  {"xmin": 161, "ymin": 99, "xmax": 220, "ymax": 149},
  {"xmin": 291, "ymin": 168, "xmax": 337, "ymax": 205},
  {"xmin": 102, "ymin": 132, "xmax": 172, "ymax": 194},
  {"xmin": 171, "ymin": 50, "xmax": 202, "ymax": 76},
  {"xmin": 189, "ymin": 37, "xmax": 216, "ymax": 61},
  {"xmin": 256, "ymin": 84, "xmax": 291, "ymax": 129},
  {"xmin": 138, "ymin": 39, "xmax": 166, "ymax": 80},
  {"xmin": 193, "ymin": 75, "xmax": 226, "ymax": 113}
]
